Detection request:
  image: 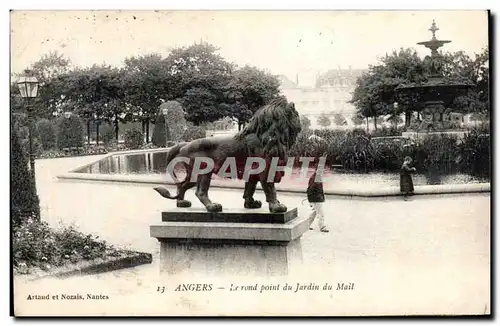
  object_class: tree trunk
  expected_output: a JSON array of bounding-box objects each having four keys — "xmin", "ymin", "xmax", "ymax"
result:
[
  {"xmin": 96, "ymin": 122, "xmax": 100, "ymax": 146},
  {"xmin": 87, "ymin": 120, "xmax": 91, "ymax": 145},
  {"xmin": 373, "ymin": 117, "xmax": 378, "ymax": 130},
  {"xmin": 114, "ymin": 114, "xmax": 119, "ymax": 142},
  {"xmin": 366, "ymin": 117, "xmax": 369, "ymax": 132},
  {"xmin": 405, "ymin": 111, "xmax": 411, "ymax": 126},
  {"xmin": 145, "ymin": 118, "xmax": 150, "ymax": 143}
]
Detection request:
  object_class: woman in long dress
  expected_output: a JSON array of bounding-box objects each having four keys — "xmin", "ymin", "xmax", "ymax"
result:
[{"xmin": 400, "ymin": 156, "xmax": 416, "ymax": 199}]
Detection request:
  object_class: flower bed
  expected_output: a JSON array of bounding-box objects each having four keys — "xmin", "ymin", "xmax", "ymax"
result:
[{"xmin": 13, "ymin": 218, "xmax": 152, "ymax": 278}]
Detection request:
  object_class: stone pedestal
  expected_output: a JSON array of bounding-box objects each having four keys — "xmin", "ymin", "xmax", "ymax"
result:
[{"xmin": 150, "ymin": 207, "xmax": 308, "ymax": 277}]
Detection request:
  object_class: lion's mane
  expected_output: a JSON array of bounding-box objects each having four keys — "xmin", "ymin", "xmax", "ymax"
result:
[{"xmin": 235, "ymin": 97, "xmax": 302, "ymax": 160}]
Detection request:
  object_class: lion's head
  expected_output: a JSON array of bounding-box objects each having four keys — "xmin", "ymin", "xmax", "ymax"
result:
[{"xmin": 236, "ymin": 97, "xmax": 302, "ymax": 159}]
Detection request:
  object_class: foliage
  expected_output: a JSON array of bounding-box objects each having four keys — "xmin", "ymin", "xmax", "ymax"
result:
[
  {"xmin": 317, "ymin": 113, "xmax": 331, "ymax": 128},
  {"xmin": 385, "ymin": 113, "xmax": 404, "ymax": 127},
  {"xmin": 57, "ymin": 65, "xmax": 128, "ymax": 143},
  {"xmin": 179, "ymin": 87, "xmax": 227, "ymax": 126},
  {"xmin": 182, "ymin": 124, "xmax": 207, "ymax": 142},
  {"xmin": 300, "ymin": 115, "xmax": 311, "ymax": 131},
  {"xmin": 56, "ymin": 115, "xmax": 85, "ymax": 149},
  {"xmin": 457, "ymin": 128, "xmax": 490, "ymax": 177},
  {"xmin": 152, "ymin": 111, "xmax": 168, "ymax": 147},
  {"xmin": 333, "ymin": 113, "xmax": 347, "ymax": 126},
  {"xmin": 290, "ymin": 128, "xmax": 490, "ymax": 177},
  {"xmin": 351, "ymin": 48, "xmax": 426, "ymax": 123},
  {"xmin": 13, "ymin": 51, "xmax": 72, "ymax": 119},
  {"xmin": 123, "ymin": 53, "xmax": 170, "ymax": 137},
  {"xmin": 351, "ymin": 114, "xmax": 365, "ymax": 126},
  {"xmin": 123, "ymin": 128, "xmax": 144, "ymax": 149},
  {"xmin": 11, "ymin": 126, "xmax": 40, "ymax": 227},
  {"xmin": 350, "ymin": 47, "xmax": 490, "ymax": 126},
  {"xmin": 99, "ymin": 123, "xmax": 116, "ymax": 145},
  {"xmin": 440, "ymin": 47, "xmax": 489, "ymax": 113},
  {"xmin": 12, "ymin": 220, "xmax": 121, "ymax": 273},
  {"xmin": 226, "ymin": 65, "xmax": 281, "ymax": 127},
  {"xmin": 36, "ymin": 119, "xmax": 57, "ymax": 150},
  {"xmin": 165, "ymin": 43, "xmax": 234, "ymax": 125},
  {"xmin": 371, "ymin": 126, "xmax": 402, "ymax": 137},
  {"xmin": 160, "ymin": 101, "xmax": 188, "ymax": 142}
]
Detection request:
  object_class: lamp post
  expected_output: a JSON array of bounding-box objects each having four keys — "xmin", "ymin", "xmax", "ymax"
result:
[{"xmin": 17, "ymin": 69, "xmax": 40, "ymax": 182}]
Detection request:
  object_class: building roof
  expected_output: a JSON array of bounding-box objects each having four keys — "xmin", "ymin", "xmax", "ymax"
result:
[{"xmin": 315, "ymin": 68, "xmax": 368, "ymax": 88}]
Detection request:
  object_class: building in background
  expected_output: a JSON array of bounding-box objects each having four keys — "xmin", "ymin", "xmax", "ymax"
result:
[{"xmin": 278, "ymin": 68, "xmax": 367, "ymax": 129}]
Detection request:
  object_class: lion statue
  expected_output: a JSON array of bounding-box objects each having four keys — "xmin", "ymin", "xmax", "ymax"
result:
[{"xmin": 153, "ymin": 97, "xmax": 302, "ymax": 213}]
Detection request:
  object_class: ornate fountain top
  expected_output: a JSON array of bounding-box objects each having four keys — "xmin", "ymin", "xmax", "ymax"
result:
[
  {"xmin": 417, "ymin": 19, "xmax": 451, "ymax": 56},
  {"xmin": 429, "ymin": 19, "xmax": 439, "ymax": 40}
]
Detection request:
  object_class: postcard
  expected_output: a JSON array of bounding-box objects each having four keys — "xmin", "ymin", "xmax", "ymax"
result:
[{"xmin": 10, "ymin": 9, "xmax": 490, "ymax": 316}]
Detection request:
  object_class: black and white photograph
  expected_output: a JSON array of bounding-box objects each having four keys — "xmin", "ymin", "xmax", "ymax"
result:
[{"xmin": 9, "ymin": 9, "xmax": 491, "ymax": 316}]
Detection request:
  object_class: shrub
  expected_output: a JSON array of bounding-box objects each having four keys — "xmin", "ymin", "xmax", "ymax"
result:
[
  {"xmin": 56, "ymin": 115, "xmax": 85, "ymax": 149},
  {"xmin": 124, "ymin": 128, "xmax": 144, "ymax": 149},
  {"xmin": 152, "ymin": 113, "xmax": 168, "ymax": 147},
  {"xmin": 458, "ymin": 129, "xmax": 490, "ymax": 177},
  {"xmin": 36, "ymin": 119, "xmax": 57, "ymax": 150},
  {"xmin": 288, "ymin": 128, "xmax": 490, "ymax": 177},
  {"xmin": 11, "ymin": 126, "xmax": 40, "ymax": 227},
  {"xmin": 12, "ymin": 220, "xmax": 120, "ymax": 272},
  {"xmin": 370, "ymin": 126, "xmax": 402, "ymax": 137},
  {"xmin": 182, "ymin": 124, "xmax": 206, "ymax": 142},
  {"xmin": 100, "ymin": 123, "xmax": 116, "ymax": 145},
  {"xmin": 161, "ymin": 101, "xmax": 188, "ymax": 143}
]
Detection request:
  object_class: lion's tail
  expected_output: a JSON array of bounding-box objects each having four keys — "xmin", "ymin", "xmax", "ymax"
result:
[{"xmin": 153, "ymin": 142, "xmax": 189, "ymax": 200}]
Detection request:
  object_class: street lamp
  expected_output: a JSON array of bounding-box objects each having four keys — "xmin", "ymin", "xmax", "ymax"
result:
[{"xmin": 17, "ymin": 69, "xmax": 40, "ymax": 181}]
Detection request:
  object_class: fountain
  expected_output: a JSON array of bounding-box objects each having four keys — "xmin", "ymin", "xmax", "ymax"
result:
[{"xmin": 397, "ymin": 20, "xmax": 473, "ymax": 138}]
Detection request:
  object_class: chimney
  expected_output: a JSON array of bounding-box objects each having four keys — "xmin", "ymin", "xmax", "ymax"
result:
[{"xmin": 296, "ymin": 73, "xmax": 299, "ymax": 85}]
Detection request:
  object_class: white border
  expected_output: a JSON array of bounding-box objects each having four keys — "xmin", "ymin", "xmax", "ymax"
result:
[{"xmin": 2, "ymin": 0, "xmax": 497, "ymax": 324}]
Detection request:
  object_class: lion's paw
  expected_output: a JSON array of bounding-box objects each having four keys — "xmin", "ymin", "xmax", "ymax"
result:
[
  {"xmin": 207, "ymin": 203, "xmax": 223, "ymax": 212},
  {"xmin": 244, "ymin": 199, "xmax": 262, "ymax": 209},
  {"xmin": 269, "ymin": 203, "xmax": 287, "ymax": 213}
]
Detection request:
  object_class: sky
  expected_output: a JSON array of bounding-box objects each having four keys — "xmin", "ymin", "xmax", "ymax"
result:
[{"xmin": 10, "ymin": 10, "xmax": 489, "ymax": 87}]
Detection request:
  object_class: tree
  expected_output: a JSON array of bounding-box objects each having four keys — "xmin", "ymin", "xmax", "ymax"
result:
[
  {"xmin": 164, "ymin": 43, "xmax": 234, "ymax": 125},
  {"xmin": 36, "ymin": 119, "xmax": 57, "ymax": 150},
  {"xmin": 351, "ymin": 114, "xmax": 364, "ymax": 127},
  {"xmin": 333, "ymin": 113, "xmax": 347, "ymax": 126},
  {"xmin": 226, "ymin": 65, "xmax": 281, "ymax": 130},
  {"xmin": 58, "ymin": 65, "xmax": 127, "ymax": 144},
  {"xmin": 160, "ymin": 101, "xmax": 188, "ymax": 143},
  {"xmin": 123, "ymin": 54, "xmax": 171, "ymax": 142},
  {"xmin": 350, "ymin": 48, "xmax": 427, "ymax": 126},
  {"xmin": 11, "ymin": 125, "xmax": 40, "ymax": 225},
  {"xmin": 440, "ymin": 47, "xmax": 489, "ymax": 114},
  {"xmin": 179, "ymin": 87, "xmax": 227, "ymax": 126},
  {"xmin": 386, "ymin": 114, "xmax": 404, "ymax": 127},
  {"xmin": 124, "ymin": 128, "xmax": 144, "ymax": 149},
  {"xmin": 300, "ymin": 115, "xmax": 311, "ymax": 131},
  {"xmin": 152, "ymin": 111, "xmax": 168, "ymax": 147},
  {"xmin": 317, "ymin": 113, "xmax": 331, "ymax": 128},
  {"xmin": 24, "ymin": 51, "xmax": 72, "ymax": 119},
  {"xmin": 56, "ymin": 115, "xmax": 85, "ymax": 149},
  {"xmin": 99, "ymin": 123, "xmax": 116, "ymax": 145}
]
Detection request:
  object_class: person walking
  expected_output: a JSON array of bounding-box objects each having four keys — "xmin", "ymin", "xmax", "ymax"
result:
[{"xmin": 306, "ymin": 167, "xmax": 329, "ymax": 233}]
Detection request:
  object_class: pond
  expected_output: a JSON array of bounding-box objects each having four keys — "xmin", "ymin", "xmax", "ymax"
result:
[{"xmin": 74, "ymin": 151, "xmax": 489, "ymax": 188}]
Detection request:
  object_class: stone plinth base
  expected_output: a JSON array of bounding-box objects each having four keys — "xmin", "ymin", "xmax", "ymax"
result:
[{"xmin": 150, "ymin": 207, "xmax": 308, "ymax": 277}]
